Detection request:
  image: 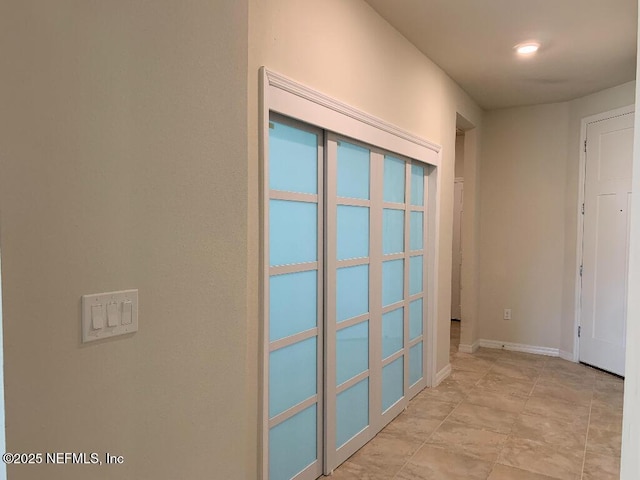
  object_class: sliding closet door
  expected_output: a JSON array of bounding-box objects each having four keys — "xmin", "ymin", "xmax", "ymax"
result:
[
  {"xmin": 265, "ymin": 116, "xmax": 323, "ymax": 480},
  {"xmin": 407, "ymin": 163, "xmax": 428, "ymax": 397},
  {"xmin": 325, "ymin": 140, "xmax": 430, "ymax": 472},
  {"xmin": 325, "ymin": 136, "xmax": 378, "ymax": 469},
  {"xmin": 264, "ymin": 114, "xmax": 431, "ymax": 479},
  {"xmin": 380, "ymin": 155, "xmax": 408, "ymax": 421},
  {"xmin": 378, "ymin": 156, "xmax": 428, "ymax": 422}
]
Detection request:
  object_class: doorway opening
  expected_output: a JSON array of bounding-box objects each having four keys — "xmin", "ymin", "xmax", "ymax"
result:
[
  {"xmin": 450, "ymin": 128, "xmax": 464, "ymax": 352},
  {"xmin": 451, "ymin": 112, "xmax": 479, "ymax": 356}
]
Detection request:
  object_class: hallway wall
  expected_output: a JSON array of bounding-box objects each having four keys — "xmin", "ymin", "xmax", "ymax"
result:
[
  {"xmin": 479, "ymin": 82, "xmax": 635, "ymax": 352},
  {"xmin": 0, "ymin": 1, "xmax": 250, "ymax": 479},
  {"xmin": 479, "ymin": 103, "xmax": 570, "ymax": 348}
]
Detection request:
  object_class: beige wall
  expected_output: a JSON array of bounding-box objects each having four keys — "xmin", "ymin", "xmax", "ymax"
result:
[
  {"xmin": 248, "ymin": 0, "xmax": 484, "ymax": 399},
  {"xmin": 479, "ymin": 103, "xmax": 570, "ymax": 348},
  {"xmin": 0, "ymin": 1, "xmax": 250, "ymax": 479},
  {"xmin": 478, "ymin": 82, "xmax": 635, "ymax": 352}
]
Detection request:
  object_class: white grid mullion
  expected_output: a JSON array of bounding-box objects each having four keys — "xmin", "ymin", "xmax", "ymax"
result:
[
  {"xmin": 270, "ymin": 190, "xmax": 318, "ymax": 203},
  {"xmin": 382, "ymin": 348, "xmax": 404, "ymax": 367},
  {"xmin": 323, "ymin": 135, "xmax": 338, "ymax": 472},
  {"xmin": 268, "ymin": 394, "xmax": 319, "ymax": 429},
  {"xmin": 382, "ymin": 202, "xmax": 406, "ymax": 210},
  {"xmin": 336, "ymin": 197, "xmax": 370, "ymax": 208},
  {"xmin": 369, "ymin": 151, "xmax": 384, "ymax": 431},
  {"xmin": 335, "ymin": 314, "xmax": 370, "ymax": 331},
  {"xmin": 336, "ymin": 370, "xmax": 370, "ymax": 394},
  {"xmin": 315, "ymin": 129, "xmax": 325, "ymax": 480},
  {"xmin": 382, "ymin": 252, "xmax": 404, "ymax": 262},
  {"xmin": 269, "ymin": 327, "xmax": 319, "ymax": 352},
  {"xmin": 336, "ymin": 257, "xmax": 370, "ymax": 269},
  {"xmin": 403, "ymin": 160, "xmax": 412, "ymax": 399},
  {"xmin": 269, "ymin": 261, "xmax": 318, "ymax": 276}
]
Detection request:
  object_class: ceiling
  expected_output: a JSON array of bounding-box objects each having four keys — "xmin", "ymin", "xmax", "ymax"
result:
[{"xmin": 364, "ymin": 0, "xmax": 638, "ymax": 110}]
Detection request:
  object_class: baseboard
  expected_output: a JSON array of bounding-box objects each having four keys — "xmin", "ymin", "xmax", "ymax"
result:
[
  {"xmin": 434, "ymin": 363, "xmax": 452, "ymax": 386},
  {"xmin": 458, "ymin": 341, "xmax": 479, "ymax": 354},
  {"xmin": 559, "ymin": 349, "xmax": 576, "ymax": 362},
  {"xmin": 478, "ymin": 339, "xmax": 559, "ymax": 357}
]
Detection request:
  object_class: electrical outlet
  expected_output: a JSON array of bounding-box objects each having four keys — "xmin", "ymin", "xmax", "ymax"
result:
[{"xmin": 503, "ymin": 308, "xmax": 512, "ymax": 320}]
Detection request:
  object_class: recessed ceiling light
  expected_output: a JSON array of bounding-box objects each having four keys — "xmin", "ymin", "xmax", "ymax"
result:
[{"xmin": 515, "ymin": 43, "xmax": 540, "ymax": 55}]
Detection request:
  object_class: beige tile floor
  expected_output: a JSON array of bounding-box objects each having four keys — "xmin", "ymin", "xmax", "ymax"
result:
[{"xmin": 328, "ymin": 321, "xmax": 623, "ymax": 480}]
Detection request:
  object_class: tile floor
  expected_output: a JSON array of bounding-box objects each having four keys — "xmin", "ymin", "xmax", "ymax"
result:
[{"xmin": 328, "ymin": 320, "xmax": 624, "ymax": 480}]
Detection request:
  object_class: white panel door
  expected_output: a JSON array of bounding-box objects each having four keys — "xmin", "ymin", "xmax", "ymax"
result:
[
  {"xmin": 451, "ymin": 180, "xmax": 463, "ymax": 320},
  {"xmin": 580, "ymin": 111, "xmax": 634, "ymax": 376}
]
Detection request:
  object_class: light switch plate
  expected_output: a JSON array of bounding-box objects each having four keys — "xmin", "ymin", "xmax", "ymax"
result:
[{"xmin": 82, "ymin": 289, "xmax": 138, "ymax": 343}]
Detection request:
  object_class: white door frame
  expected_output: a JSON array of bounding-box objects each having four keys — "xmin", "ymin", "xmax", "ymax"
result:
[{"xmin": 573, "ymin": 104, "xmax": 635, "ymax": 363}]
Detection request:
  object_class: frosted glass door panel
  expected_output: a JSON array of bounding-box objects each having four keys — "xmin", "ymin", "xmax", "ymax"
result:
[
  {"xmin": 269, "ymin": 121, "xmax": 318, "ymax": 194},
  {"xmin": 269, "ymin": 271, "xmax": 317, "ymax": 342},
  {"xmin": 269, "ymin": 200, "xmax": 317, "ymax": 266},
  {"xmin": 269, "ymin": 337, "xmax": 317, "ymax": 418},
  {"xmin": 382, "ymin": 357, "xmax": 404, "ymax": 412},
  {"xmin": 384, "ymin": 156, "xmax": 406, "ymax": 203},
  {"xmin": 337, "ymin": 142, "xmax": 370, "ymax": 199},
  {"xmin": 409, "ymin": 343, "xmax": 423, "ymax": 385},
  {"xmin": 383, "ymin": 209, "xmax": 405, "ymax": 254},
  {"xmin": 336, "ymin": 379, "xmax": 369, "ymax": 448},
  {"xmin": 410, "ymin": 165, "xmax": 425, "ymax": 206},
  {"xmin": 269, "ymin": 405, "xmax": 317, "ymax": 480},
  {"xmin": 336, "ymin": 265, "xmax": 369, "ymax": 322},
  {"xmin": 409, "ymin": 256, "xmax": 423, "ymax": 296},
  {"xmin": 382, "ymin": 260, "xmax": 404, "ymax": 306},
  {"xmin": 410, "ymin": 212, "xmax": 424, "ymax": 251},
  {"xmin": 382, "ymin": 308, "xmax": 403, "ymax": 359},
  {"xmin": 409, "ymin": 299, "xmax": 423, "ymax": 340},
  {"xmin": 336, "ymin": 321, "xmax": 369, "ymax": 385},
  {"xmin": 337, "ymin": 206, "xmax": 369, "ymax": 260},
  {"xmin": 267, "ymin": 117, "xmax": 322, "ymax": 480}
]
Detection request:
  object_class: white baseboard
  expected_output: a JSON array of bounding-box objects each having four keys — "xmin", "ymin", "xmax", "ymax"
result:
[
  {"xmin": 458, "ymin": 341, "xmax": 479, "ymax": 354},
  {"xmin": 434, "ymin": 363, "xmax": 452, "ymax": 386},
  {"xmin": 478, "ymin": 339, "xmax": 559, "ymax": 357},
  {"xmin": 559, "ymin": 349, "xmax": 576, "ymax": 362}
]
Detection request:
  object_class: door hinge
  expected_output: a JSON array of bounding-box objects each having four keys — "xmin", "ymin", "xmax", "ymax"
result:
[
  {"xmin": 584, "ymin": 140, "xmax": 587, "ymax": 153},
  {"xmin": 580, "ymin": 265, "xmax": 583, "ymax": 277},
  {"xmin": 578, "ymin": 326, "xmax": 581, "ymax": 337},
  {"xmin": 581, "ymin": 203, "xmax": 585, "ymax": 215}
]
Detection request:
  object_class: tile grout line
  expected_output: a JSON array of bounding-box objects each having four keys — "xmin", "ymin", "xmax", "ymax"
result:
[
  {"xmin": 579, "ymin": 383, "xmax": 595, "ymax": 480},
  {"xmin": 391, "ymin": 352, "xmax": 502, "ymax": 479},
  {"xmin": 392, "ymin": 348, "xmax": 496, "ymax": 480},
  {"xmin": 487, "ymin": 357, "xmax": 545, "ymax": 480},
  {"xmin": 390, "ymin": 397, "xmax": 464, "ymax": 480}
]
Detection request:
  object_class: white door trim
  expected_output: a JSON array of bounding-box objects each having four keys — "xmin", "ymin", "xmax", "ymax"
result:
[{"xmin": 573, "ymin": 104, "xmax": 635, "ymax": 363}]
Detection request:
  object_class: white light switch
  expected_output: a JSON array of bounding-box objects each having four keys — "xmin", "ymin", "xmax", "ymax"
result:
[
  {"xmin": 82, "ymin": 290, "xmax": 138, "ymax": 343},
  {"xmin": 106, "ymin": 302, "xmax": 119, "ymax": 327},
  {"xmin": 91, "ymin": 304, "xmax": 104, "ymax": 330},
  {"xmin": 122, "ymin": 301, "xmax": 132, "ymax": 325}
]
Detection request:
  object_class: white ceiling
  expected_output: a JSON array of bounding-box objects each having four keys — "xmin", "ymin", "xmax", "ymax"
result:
[{"xmin": 365, "ymin": 0, "xmax": 638, "ymax": 110}]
